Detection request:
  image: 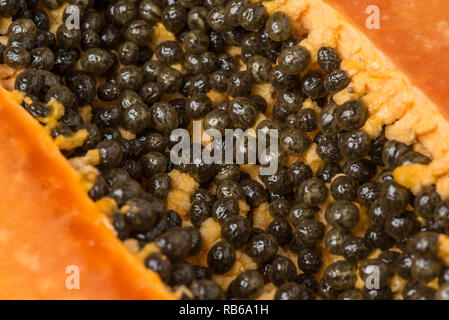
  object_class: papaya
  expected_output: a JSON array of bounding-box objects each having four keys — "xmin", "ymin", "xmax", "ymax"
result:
[
  {"xmin": 0, "ymin": 0, "xmax": 449, "ymax": 300},
  {"xmin": 0, "ymin": 87, "xmax": 173, "ymax": 299}
]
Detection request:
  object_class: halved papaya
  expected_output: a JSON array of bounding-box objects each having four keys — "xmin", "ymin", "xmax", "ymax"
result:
[{"xmin": 1, "ymin": 0, "xmax": 449, "ymax": 300}]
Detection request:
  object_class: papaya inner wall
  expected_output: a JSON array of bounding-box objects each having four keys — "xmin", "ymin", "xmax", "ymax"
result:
[
  {"xmin": 325, "ymin": 0, "xmax": 449, "ymax": 120},
  {"xmin": 0, "ymin": 88, "xmax": 172, "ymax": 300}
]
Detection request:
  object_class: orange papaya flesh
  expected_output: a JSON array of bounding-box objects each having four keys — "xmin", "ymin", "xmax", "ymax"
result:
[
  {"xmin": 325, "ymin": 0, "xmax": 449, "ymax": 121},
  {"xmin": 0, "ymin": 86, "xmax": 173, "ymax": 300}
]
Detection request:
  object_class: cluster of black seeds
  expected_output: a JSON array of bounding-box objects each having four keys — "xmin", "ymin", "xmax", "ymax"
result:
[{"xmin": 4, "ymin": 0, "xmax": 449, "ymax": 300}]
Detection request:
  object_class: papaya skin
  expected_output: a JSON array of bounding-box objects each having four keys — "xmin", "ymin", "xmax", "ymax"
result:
[{"xmin": 0, "ymin": 86, "xmax": 173, "ymax": 300}]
